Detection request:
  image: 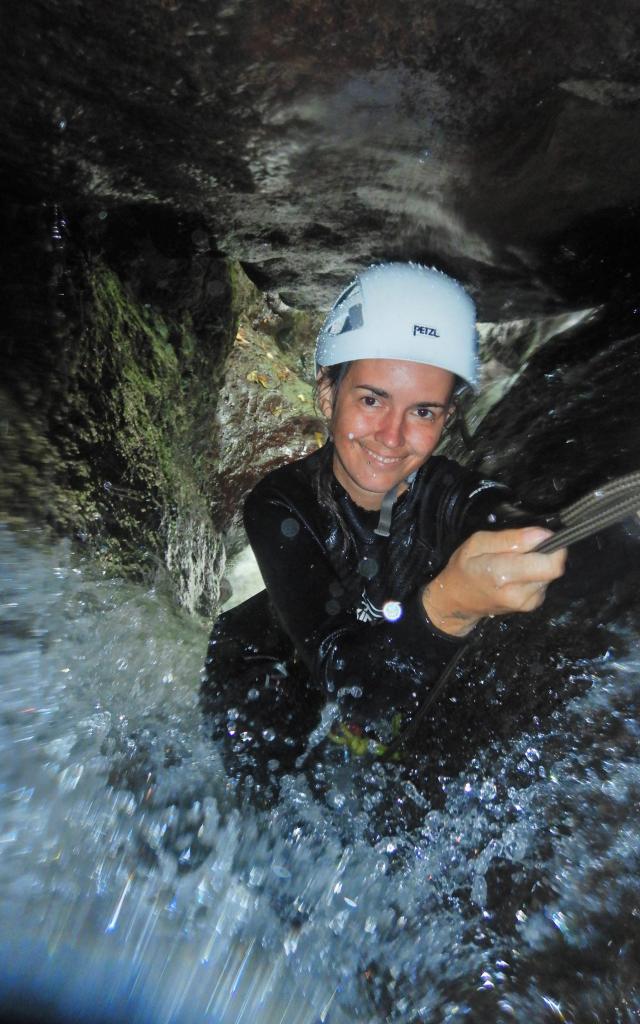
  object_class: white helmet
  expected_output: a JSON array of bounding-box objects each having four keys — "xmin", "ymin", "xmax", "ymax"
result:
[{"xmin": 315, "ymin": 262, "xmax": 478, "ymax": 388}]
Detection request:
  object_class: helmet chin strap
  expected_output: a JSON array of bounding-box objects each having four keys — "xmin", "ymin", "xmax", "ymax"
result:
[{"xmin": 374, "ymin": 471, "xmax": 417, "ymax": 537}]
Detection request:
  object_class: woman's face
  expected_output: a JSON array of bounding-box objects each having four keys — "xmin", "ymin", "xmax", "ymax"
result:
[{"xmin": 319, "ymin": 358, "xmax": 455, "ymax": 511}]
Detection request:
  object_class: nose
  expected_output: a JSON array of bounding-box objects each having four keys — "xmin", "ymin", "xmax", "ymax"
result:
[{"xmin": 375, "ymin": 409, "xmax": 404, "ymax": 449}]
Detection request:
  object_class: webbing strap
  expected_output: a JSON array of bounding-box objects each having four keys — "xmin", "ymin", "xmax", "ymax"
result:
[
  {"xmin": 374, "ymin": 471, "xmax": 418, "ymax": 538},
  {"xmin": 374, "ymin": 484, "xmax": 399, "ymax": 537}
]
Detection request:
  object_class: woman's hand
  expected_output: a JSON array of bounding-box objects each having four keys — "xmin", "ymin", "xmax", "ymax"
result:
[{"xmin": 421, "ymin": 527, "xmax": 567, "ymax": 637}]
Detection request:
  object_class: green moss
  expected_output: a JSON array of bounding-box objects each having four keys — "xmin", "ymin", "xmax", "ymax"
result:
[
  {"xmin": 275, "ymin": 306, "xmax": 324, "ymax": 382},
  {"xmin": 2, "ymin": 245, "xmax": 327, "ymax": 613},
  {"xmin": 228, "ymin": 261, "xmax": 263, "ymax": 324},
  {"xmin": 2, "ymin": 251, "xmax": 229, "ymax": 609}
]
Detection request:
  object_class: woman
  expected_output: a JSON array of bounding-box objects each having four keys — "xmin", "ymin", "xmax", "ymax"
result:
[{"xmin": 202, "ymin": 263, "xmax": 566, "ymax": 776}]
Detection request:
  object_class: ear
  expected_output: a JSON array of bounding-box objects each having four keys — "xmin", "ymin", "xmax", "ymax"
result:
[{"xmin": 316, "ymin": 370, "xmax": 334, "ymax": 420}]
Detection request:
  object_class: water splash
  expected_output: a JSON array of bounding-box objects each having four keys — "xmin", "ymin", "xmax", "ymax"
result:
[{"xmin": 2, "ymin": 525, "xmax": 640, "ymax": 1022}]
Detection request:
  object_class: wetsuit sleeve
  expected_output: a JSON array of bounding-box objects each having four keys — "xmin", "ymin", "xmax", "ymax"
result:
[
  {"xmin": 244, "ymin": 484, "xmax": 465, "ymax": 726},
  {"xmin": 378, "ymin": 465, "xmax": 548, "ymax": 669}
]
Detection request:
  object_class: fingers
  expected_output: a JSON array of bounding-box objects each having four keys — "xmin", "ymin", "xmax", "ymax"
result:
[
  {"xmin": 465, "ymin": 534, "xmax": 566, "ymax": 617},
  {"xmin": 464, "ymin": 526, "xmax": 554, "ymax": 556},
  {"xmin": 487, "ymin": 547, "xmax": 567, "ymax": 588}
]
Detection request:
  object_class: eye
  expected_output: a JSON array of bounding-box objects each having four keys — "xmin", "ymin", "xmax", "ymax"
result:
[
  {"xmin": 415, "ymin": 406, "xmax": 436, "ymax": 421},
  {"xmin": 361, "ymin": 395, "xmax": 381, "ymax": 408}
]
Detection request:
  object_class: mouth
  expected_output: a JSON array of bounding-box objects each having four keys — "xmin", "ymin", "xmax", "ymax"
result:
[{"xmin": 360, "ymin": 444, "xmax": 408, "ymax": 467}]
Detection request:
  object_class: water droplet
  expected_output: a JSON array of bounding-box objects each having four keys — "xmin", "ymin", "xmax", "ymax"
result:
[
  {"xmin": 191, "ymin": 228, "xmax": 209, "ymax": 250},
  {"xmin": 480, "ymin": 780, "xmax": 497, "ymax": 801},
  {"xmin": 281, "ymin": 517, "xmax": 300, "ymax": 538},
  {"xmin": 357, "ymin": 557, "xmax": 379, "ymax": 580}
]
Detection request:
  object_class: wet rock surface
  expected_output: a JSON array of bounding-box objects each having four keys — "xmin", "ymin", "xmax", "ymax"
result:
[
  {"xmin": 208, "ymin": 263, "xmax": 324, "ymax": 547},
  {"xmin": 2, "ymin": 0, "xmax": 640, "ymax": 315},
  {"xmin": 0, "ymin": 200, "xmax": 232, "ymax": 612}
]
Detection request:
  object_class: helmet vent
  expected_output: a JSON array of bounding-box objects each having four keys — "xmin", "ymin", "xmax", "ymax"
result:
[
  {"xmin": 341, "ymin": 302, "xmax": 363, "ymax": 333},
  {"xmin": 325, "ymin": 280, "xmax": 363, "ymax": 336},
  {"xmin": 327, "ymin": 300, "xmax": 363, "ymax": 336}
]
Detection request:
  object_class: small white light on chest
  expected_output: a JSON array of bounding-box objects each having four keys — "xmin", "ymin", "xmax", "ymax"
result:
[
  {"xmin": 355, "ymin": 592, "xmax": 403, "ymax": 623},
  {"xmin": 382, "ymin": 600, "xmax": 403, "ymax": 622}
]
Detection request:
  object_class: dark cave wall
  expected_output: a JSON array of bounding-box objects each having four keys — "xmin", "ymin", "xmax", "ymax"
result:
[
  {"xmin": 0, "ymin": 200, "xmax": 323, "ymax": 613},
  {"xmin": 0, "ymin": 201, "xmax": 232, "ymax": 612}
]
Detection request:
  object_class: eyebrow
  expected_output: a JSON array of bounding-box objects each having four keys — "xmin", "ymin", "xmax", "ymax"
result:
[{"xmin": 354, "ymin": 385, "xmax": 449, "ymax": 409}]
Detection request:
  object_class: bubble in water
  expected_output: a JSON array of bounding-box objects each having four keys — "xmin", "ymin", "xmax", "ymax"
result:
[
  {"xmin": 328, "ymin": 789, "xmax": 346, "ymax": 809},
  {"xmin": 480, "ymin": 780, "xmax": 497, "ymax": 802}
]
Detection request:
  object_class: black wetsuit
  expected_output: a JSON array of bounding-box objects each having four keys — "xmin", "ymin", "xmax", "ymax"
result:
[{"xmin": 201, "ymin": 444, "xmax": 517, "ymax": 772}]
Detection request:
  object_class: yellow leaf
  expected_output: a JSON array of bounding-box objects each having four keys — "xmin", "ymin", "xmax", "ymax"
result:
[{"xmin": 247, "ymin": 370, "xmax": 272, "ymax": 388}]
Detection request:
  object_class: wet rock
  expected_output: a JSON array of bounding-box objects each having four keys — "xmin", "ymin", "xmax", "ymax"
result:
[
  {"xmin": 2, "ymin": 0, "xmax": 640, "ymax": 314},
  {"xmin": 0, "ymin": 202, "xmax": 229, "ymax": 615},
  {"xmin": 209, "ymin": 263, "xmax": 324, "ymax": 548}
]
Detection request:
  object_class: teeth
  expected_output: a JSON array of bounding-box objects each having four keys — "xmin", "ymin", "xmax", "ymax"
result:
[{"xmin": 362, "ymin": 447, "xmax": 404, "ymax": 465}]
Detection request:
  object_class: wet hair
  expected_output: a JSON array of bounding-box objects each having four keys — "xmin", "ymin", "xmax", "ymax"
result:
[{"xmin": 314, "ymin": 362, "xmax": 353, "ymax": 556}]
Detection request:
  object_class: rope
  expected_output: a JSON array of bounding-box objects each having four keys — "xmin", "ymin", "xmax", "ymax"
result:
[{"xmin": 536, "ymin": 470, "xmax": 640, "ymax": 553}]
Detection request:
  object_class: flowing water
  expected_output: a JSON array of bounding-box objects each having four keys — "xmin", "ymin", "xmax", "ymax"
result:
[{"xmin": 2, "ymin": 522, "xmax": 640, "ymax": 1023}]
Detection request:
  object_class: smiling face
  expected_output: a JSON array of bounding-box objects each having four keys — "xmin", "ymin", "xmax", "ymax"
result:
[{"xmin": 319, "ymin": 358, "xmax": 455, "ymax": 510}]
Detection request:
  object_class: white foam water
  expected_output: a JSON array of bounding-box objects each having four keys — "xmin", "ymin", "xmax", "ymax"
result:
[{"xmin": 2, "ymin": 524, "xmax": 640, "ymax": 1023}]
